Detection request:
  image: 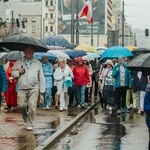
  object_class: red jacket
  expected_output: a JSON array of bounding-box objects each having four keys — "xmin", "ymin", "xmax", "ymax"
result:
[{"xmin": 73, "ymin": 64, "xmax": 90, "ymax": 86}]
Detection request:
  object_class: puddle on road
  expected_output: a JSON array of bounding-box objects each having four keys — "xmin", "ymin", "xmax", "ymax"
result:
[{"xmin": 1, "ymin": 118, "xmax": 61, "ymax": 150}]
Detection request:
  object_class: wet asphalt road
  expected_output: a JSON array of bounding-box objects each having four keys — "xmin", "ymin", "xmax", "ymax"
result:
[{"xmin": 53, "ymin": 106, "xmax": 149, "ymax": 150}]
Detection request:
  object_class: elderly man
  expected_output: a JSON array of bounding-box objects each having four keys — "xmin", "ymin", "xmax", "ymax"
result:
[{"xmin": 12, "ymin": 45, "xmax": 45, "ymax": 130}]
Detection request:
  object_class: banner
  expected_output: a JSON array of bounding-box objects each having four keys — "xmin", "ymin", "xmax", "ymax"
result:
[{"xmin": 57, "ymin": 0, "xmax": 105, "ymax": 35}]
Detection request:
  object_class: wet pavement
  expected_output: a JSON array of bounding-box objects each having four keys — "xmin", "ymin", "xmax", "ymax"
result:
[
  {"xmin": 0, "ymin": 106, "xmax": 83, "ymax": 150},
  {"xmin": 52, "ymin": 106, "xmax": 148, "ymax": 150},
  {"xmin": 0, "ymin": 104, "xmax": 149, "ymax": 150}
]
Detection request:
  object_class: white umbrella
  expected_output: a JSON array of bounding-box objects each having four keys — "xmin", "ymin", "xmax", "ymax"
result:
[{"xmin": 47, "ymin": 50, "xmax": 70, "ymax": 59}]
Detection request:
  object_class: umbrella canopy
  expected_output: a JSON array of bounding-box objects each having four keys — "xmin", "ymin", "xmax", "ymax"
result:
[
  {"xmin": 0, "ymin": 51, "xmax": 24, "ymax": 61},
  {"xmin": 64, "ymin": 50, "xmax": 86, "ymax": 58},
  {"xmin": 126, "ymin": 46, "xmax": 137, "ymax": 51},
  {"xmin": 0, "ymin": 35, "xmax": 49, "ymax": 52},
  {"xmin": 86, "ymin": 52, "xmax": 100, "ymax": 58},
  {"xmin": 126, "ymin": 53, "xmax": 150, "ymax": 74},
  {"xmin": 41, "ymin": 35, "xmax": 73, "ymax": 49},
  {"xmin": 75, "ymin": 44, "xmax": 97, "ymax": 53},
  {"xmin": 132, "ymin": 47, "xmax": 150, "ymax": 56},
  {"xmin": 47, "ymin": 50, "xmax": 70, "ymax": 59},
  {"xmin": 46, "ymin": 45, "xmax": 66, "ymax": 50},
  {"xmin": 34, "ymin": 52, "xmax": 57, "ymax": 60},
  {"xmin": 102, "ymin": 46, "xmax": 133, "ymax": 58}
]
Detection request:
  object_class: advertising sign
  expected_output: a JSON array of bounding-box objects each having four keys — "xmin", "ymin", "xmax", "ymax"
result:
[{"xmin": 58, "ymin": 0, "xmax": 105, "ymax": 35}]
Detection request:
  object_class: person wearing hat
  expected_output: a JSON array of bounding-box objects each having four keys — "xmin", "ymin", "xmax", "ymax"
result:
[
  {"xmin": 73, "ymin": 57, "xmax": 90, "ymax": 108},
  {"xmin": 41, "ymin": 56, "xmax": 53, "ymax": 110},
  {"xmin": 99, "ymin": 59, "xmax": 115, "ymax": 110},
  {"xmin": 53, "ymin": 57, "xmax": 73, "ymax": 111},
  {"xmin": 112, "ymin": 57, "xmax": 132, "ymax": 114}
]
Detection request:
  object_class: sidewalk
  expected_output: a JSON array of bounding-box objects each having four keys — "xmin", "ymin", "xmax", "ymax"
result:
[{"xmin": 0, "ymin": 104, "xmax": 96, "ymax": 150}]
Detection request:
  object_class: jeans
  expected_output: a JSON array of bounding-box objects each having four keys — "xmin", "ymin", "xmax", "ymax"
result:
[
  {"xmin": 42, "ymin": 87, "xmax": 52, "ymax": 107},
  {"xmin": 76, "ymin": 85, "xmax": 86, "ymax": 105}
]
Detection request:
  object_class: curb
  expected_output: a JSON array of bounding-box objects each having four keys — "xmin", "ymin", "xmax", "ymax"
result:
[{"xmin": 35, "ymin": 101, "xmax": 99, "ymax": 150}]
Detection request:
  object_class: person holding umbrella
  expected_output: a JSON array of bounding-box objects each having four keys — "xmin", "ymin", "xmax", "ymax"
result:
[
  {"xmin": 12, "ymin": 45, "xmax": 45, "ymax": 131},
  {"xmin": 112, "ymin": 57, "xmax": 132, "ymax": 114}
]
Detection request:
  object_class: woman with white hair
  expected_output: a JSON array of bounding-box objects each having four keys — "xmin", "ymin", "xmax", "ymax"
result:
[
  {"xmin": 54, "ymin": 58, "xmax": 73, "ymax": 111},
  {"xmin": 99, "ymin": 59, "xmax": 115, "ymax": 110}
]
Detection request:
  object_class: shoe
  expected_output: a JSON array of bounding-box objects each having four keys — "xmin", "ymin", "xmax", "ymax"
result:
[
  {"xmin": 64, "ymin": 106, "xmax": 68, "ymax": 110},
  {"xmin": 84, "ymin": 103, "xmax": 88, "ymax": 106},
  {"xmin": 59, "ymin": 108, "xmax": 63, "ymax": 111},
  {"xmin": 55, "ymin": 105, "xmax": 58, "ymax": 109},
  {"xmin": 27, "ymin": 126, "xmax": 33, "ymax": 131},
  {"xmin": 117, "ymin": 109, "xmax": 121, "ymax": 114},
  {"xmin": 109, "ymin": 106, "xmax": 112, "ymax": 111},
  {"xmin": 46, "ymin": 106, "xmax": 50, "ymax": 110},
  {"xmin": 77, "ymin": 105, "xmax": 81, "ymax": 108},
  {"xmin": 106, "ymin": 105, "xmax": 109, "ymax": 110},
  {"xmin": 81, "ymin": 104, "xmax": 85, "ymax": 109},
  {"xmin": 42, "ymin": 107, "xmax": 47, "ymax": 110},
  {"xmin": 137, "ymin": 109, "xmax": 141, "ymax": 114}
]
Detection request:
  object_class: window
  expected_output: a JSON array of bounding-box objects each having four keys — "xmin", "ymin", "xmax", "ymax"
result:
[
  {"xmin": 32, "ymin": 26, "xmax": 36, "ymax": 32},
  {"xmin": 45, "ymin": 13, "xmax": 48, "ymax": 19},
  {"xmin": 45, "ymin": 0, "xmax": 48, "ymax": 6},
  {"xmin": 50, "ymin": 0, "xmax": 53, "ymax": 6},
  {"xmin": 50, "ymin": 13, "xmax": 53, "ymax": 19},
  {"xmin": 45, "ymin": 26, "xmax": 48, "ymax": 32},
  {"xmin": 50, "ymin": 26, "xmax": 53, "ymax": 32}
]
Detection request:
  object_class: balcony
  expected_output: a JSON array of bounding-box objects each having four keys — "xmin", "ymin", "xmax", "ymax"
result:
[
  {"xmin": 48, "ymin": 6, "xmax": 55, "ymax": 11},
  {"xmin": 49, "ymin": 19, "xmax": 55, "ymax": 24}
]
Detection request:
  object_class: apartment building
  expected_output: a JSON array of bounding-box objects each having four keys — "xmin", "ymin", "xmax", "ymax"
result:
[{"xmin": 0, "ymin": 0, "xmax": 115, "ymax": 47}]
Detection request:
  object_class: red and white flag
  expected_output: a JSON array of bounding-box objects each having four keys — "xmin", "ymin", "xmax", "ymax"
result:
[{"xmin": 77, "ymin": 0, "xmax": 93, "ymax": 24}]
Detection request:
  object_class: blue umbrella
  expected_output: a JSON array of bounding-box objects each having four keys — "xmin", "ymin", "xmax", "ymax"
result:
[
  {"xmin": 86, "ymin": 52, "xmax": 100, "ymax": 58},
  {"xmin": 63, "ymin": 77, "xmax": 73, "ymax": 88},
  {"xmin": 41, "ymin": 35, "xmax": 73, "ymax": 49},
  {"xmin": 64, "ymin": 50, "xmax": 86, "ymax": 58},
  {"xmin": 34, "ymin": 52, "xmax": 57, "ymax": 60},
  {"xmin": 102, "ymin": 46, "xmax": 133, "ymax": 58}
]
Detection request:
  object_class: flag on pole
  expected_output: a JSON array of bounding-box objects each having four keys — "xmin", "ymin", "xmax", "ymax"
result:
[{"xmin": 77, "ymin": 0, "xmax": 93, "ymax": 24}]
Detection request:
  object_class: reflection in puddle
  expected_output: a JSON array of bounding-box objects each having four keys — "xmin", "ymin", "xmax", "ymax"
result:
[{"xmin": 1, "ymin": 118, "xmax": 61, "ymax": 150}]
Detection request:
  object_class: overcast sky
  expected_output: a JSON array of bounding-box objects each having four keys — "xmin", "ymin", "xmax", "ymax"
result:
[{"xmin": 124, "ymin": 0, "xmax": 150, "ymax": 30}]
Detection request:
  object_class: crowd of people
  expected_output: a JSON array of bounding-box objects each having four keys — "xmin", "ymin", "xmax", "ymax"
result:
[{"xmin": 0, "ymin": 47, "xmax": 150, "ymax": 131}]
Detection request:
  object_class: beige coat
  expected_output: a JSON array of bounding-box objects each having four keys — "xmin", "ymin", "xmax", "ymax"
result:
[
  {"xmin": 12, "ymin": 58, "xmax": 45, "ymax": 93},
  {"xmin": 87, "ymin": 64, "xmax": 93, "ymax": 87}
]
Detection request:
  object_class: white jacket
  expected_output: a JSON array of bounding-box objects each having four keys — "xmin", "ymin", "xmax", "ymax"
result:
[
  {"xmin": 54, "ymin": 65, "xmax": 73, "ymax": 92},
  {"xmin": 12, "ymin": 57, "xmax": 45, "ymax": 93}
]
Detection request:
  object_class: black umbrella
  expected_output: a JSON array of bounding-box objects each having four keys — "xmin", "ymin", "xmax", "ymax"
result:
[
  {"xmin": 0, "ymin": 35, "xmax": 49, "ymax": 52},
  {"xmin": 0, "ymin": 51, "xmax": 24, "ymax": 61},
  {"xmin": 126, "ymin": 53, "xmax": 150, "ymax": 74},
  {"xmin": 132, "ymin": 47, "xmax": 150, "ymax": 57}
]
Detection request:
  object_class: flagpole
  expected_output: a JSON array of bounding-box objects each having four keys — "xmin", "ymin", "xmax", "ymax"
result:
[
  {"xmin": 71, "ymin": 0, "xmax": 74, "ymax": 44},
  {"xmin": 76, "ymin": 0, "xmax": 79, "ymax": 45},
  {"xmin": 91, "ymin": 0, "xmax": 93, "ymax": 46}
]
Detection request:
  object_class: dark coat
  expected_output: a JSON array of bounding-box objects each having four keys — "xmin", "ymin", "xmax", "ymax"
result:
[
  {"xmin": 132, "ymin": 72, "xmax": 147, "ymax": 93},
  {"xmin": 144, "ymin": 93, "xmax": 150, "ymax": 127}
]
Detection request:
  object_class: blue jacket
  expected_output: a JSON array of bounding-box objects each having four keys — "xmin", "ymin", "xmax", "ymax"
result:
[
  {"xmin": 0, "ymin": 65, "xmax": 7, "ymax": 92},
  {"xmin": 144, "ymin": 93, "xmax": 150, "ymax": 127},
  {"xmin": 42, "ymin": 62, "xmax": 53, "ymax": 88},
  {"xmin": 112, "ymin": 64, "xmax": 132, "ymax": 88}
]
